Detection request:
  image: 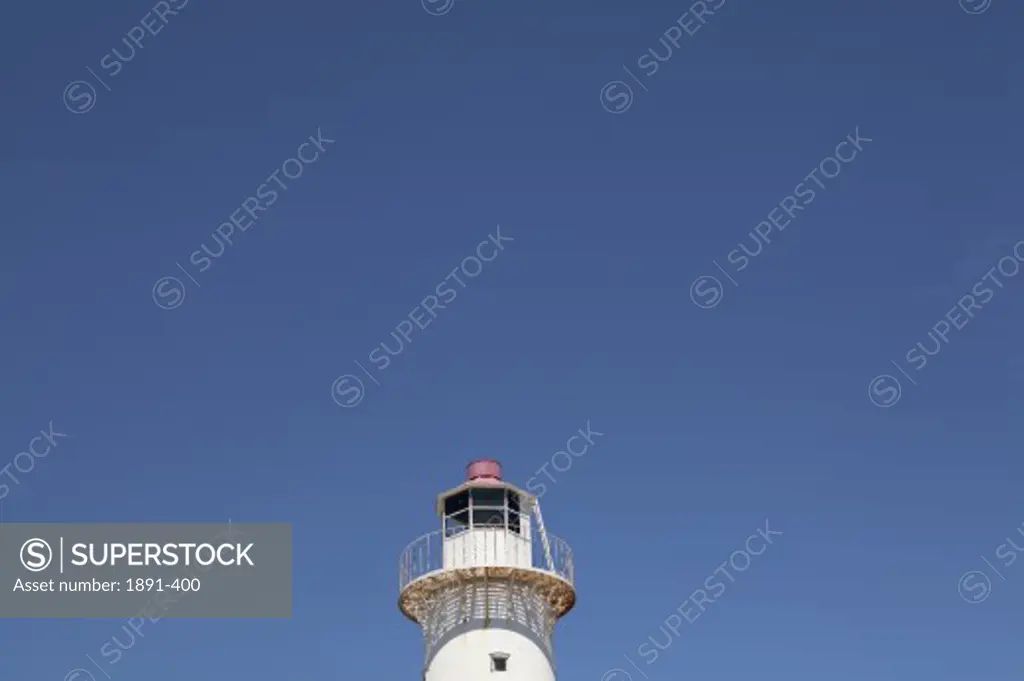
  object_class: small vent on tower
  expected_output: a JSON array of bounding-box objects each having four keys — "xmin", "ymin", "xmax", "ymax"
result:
[{"xmin": 490, "ymin": 652, "xmax": 509, "ymax": 672}]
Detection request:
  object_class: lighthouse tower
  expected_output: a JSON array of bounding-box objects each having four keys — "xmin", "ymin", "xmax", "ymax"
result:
[{"xmin": 399, "ymin": 460, "xmax": 576, "ymax": 681}]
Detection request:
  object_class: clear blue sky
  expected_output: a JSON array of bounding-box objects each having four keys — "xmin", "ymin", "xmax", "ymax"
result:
[{"xmin": 2, "ymin": 0, "xmax": 1024, "ymax": 679}]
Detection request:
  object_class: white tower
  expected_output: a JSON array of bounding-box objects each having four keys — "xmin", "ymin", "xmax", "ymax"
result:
[{"xmin": 399, "ymin": 460, "xmax": 576, "ymax": 681}]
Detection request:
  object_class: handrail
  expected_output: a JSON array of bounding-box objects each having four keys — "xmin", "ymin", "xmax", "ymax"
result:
[{"xmin": 399, "ymin": 529, "xmax": 574, "ymax": 592}]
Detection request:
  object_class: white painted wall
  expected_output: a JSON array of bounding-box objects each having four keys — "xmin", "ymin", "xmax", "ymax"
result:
[
  {"xmin": 444, "ymin": 528, "xmax": 532, "ymax": 570},
  {"xmin": 426, "ymin": 628, "xmax": 554, "ymax": 681}
]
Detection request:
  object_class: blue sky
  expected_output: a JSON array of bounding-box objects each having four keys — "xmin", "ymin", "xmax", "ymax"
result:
[{"xmin": 2, "ymin": 0, "xmax": 1024, "ymax": 679}]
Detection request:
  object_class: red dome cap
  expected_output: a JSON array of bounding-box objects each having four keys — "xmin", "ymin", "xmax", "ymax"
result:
[{"xmin": 466, "ymin": 459, "xmax": 503, "ymax": 483}]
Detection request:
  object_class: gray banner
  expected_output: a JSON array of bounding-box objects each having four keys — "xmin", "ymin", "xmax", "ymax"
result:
[{"xmin": 0, "ymin": 523, "xmax": 291, "ymax": 618}]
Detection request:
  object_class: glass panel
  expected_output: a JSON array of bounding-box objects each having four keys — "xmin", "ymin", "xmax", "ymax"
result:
[
  {"xmin": 472, "ymin": 507, "xmax": 505, "ymax": 528},
  {"xmin": 470, "ymin": 488, "xmax": 506, "ymax": 507},
  {"xmin": 445, "ymin": 510, "xmax": 469, "ymax": 536},
  {"xmin": 444, "ymin": 491, "xmax": 470, "ymax": 516},
  {"xmin": 507, "ymin": 508, "xmax": 522, "ymax": 535}
]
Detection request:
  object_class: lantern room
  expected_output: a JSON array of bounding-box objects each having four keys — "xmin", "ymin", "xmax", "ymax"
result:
[{"xmin": 435, "ymin": 460, "xmax": 534, "ymax": 570}]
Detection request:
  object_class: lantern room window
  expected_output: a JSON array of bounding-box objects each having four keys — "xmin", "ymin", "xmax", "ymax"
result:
[
  {"xmin": 442, "ymin": 488, "xmax": 524, "ymax": 535},
  {"xmin": 443, "ymin": 491, "xmax": 470, "ymax": 536},
  {"xmin": 471, "ymin": 488, "xmax": 505, "ymax": 528}
]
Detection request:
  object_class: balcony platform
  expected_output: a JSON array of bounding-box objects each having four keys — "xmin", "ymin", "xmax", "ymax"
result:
[{"xmin": 399, "ymin": 564, "xmax": 576, "ymax": 623}]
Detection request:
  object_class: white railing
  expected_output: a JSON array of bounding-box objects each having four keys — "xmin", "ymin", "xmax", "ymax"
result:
[{"xmin": 399, "ymin": 529, "xmax": 574, "ymax": 592}]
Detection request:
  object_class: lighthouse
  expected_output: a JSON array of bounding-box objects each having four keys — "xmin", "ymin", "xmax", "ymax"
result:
[{"xmin": 399, "ymin": 460, "xmax": 576, "ymax": 681}]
